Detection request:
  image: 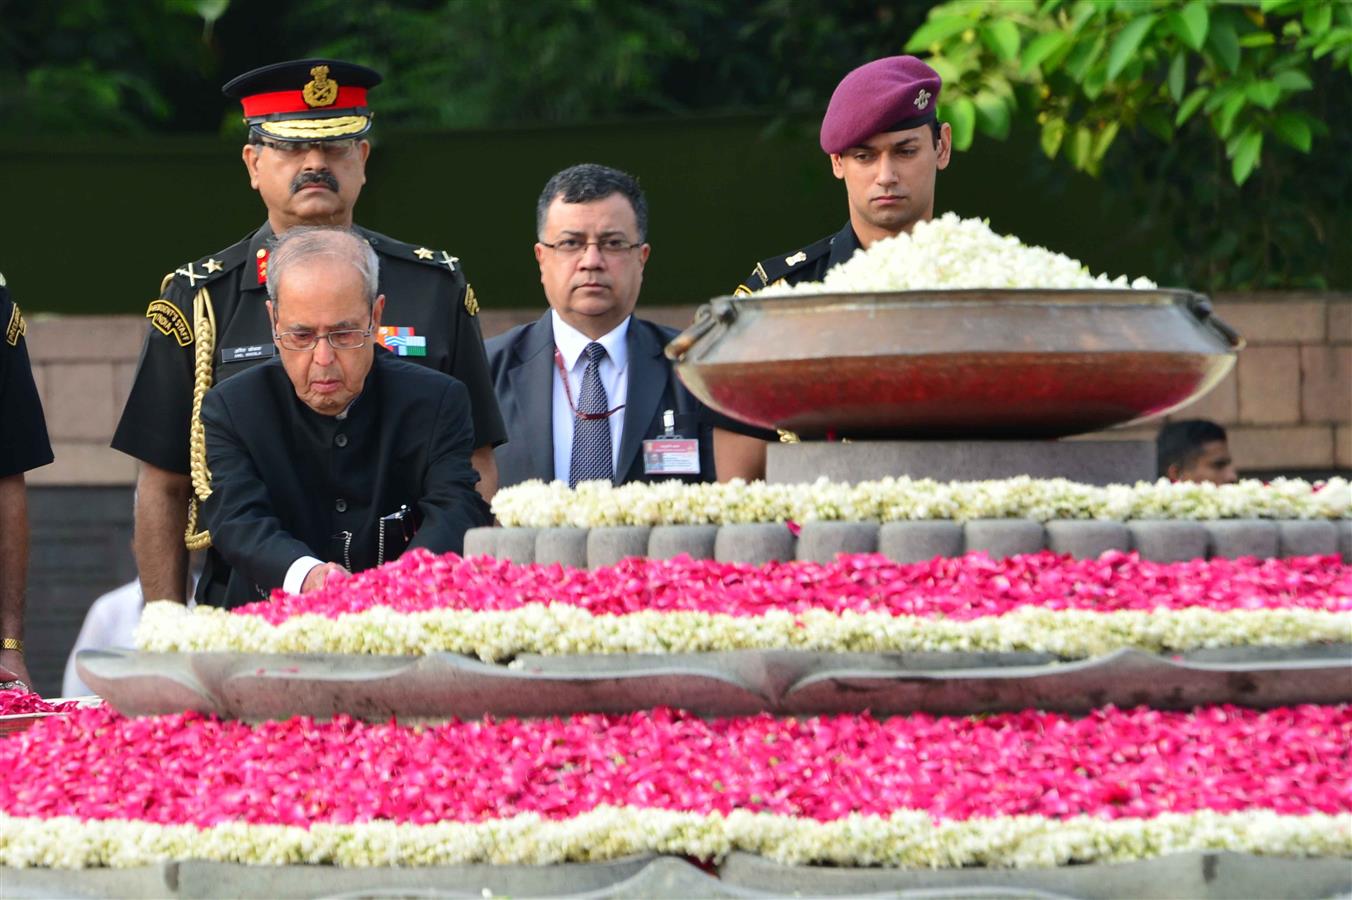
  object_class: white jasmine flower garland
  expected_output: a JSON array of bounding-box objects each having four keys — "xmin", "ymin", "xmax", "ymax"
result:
[
  {"xmin": 1, "ymin": 809, "xmax": 1345, "ymax": 870},
  {"xmin": 136, "ymin": 603, "xmax": 1351, "ymax": 661},
  {"xmin": 490, "ymin": 477, "xmax": 1351, "ymax": 528},
  {"xmin": 757, "ymin": 212, "xmax": 1158, "ymax": 295}
]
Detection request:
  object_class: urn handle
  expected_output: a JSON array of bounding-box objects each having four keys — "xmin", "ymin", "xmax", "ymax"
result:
[
  {"xmin": 1187, "ymin": 293, "xmax": 1245, "ymax": 349},
  {"xmin": 665, "ymin": 297, "xmax": 740, "ymax": 361}
]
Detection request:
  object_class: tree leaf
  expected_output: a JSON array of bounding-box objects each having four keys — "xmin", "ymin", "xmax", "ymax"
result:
[
  {"xmin": 1207, "ymin": 14, "xmax": 1241, "ymax": 72},
  {"xmin": 1245, "ymin": 80, "xmax": 1281, "ymax": 109},
  {"xmin": 1140, "ymin": 107, "xmax": 1175, "ymax": 141},
  {"xmin": 1091, "ymin": 120, "xmax": 1121, "ymax": 161},
  {"xmin": 1065, "ymin": 124, "xmax": 1095, "ymax": 170},
  {"xmin": 905, "ymin": 16, "xmax": 973, "ymax": 52},
  {"xmin": 973, "ymin": 90, "xmax": 1012, "ymax": 139},
  {"xmin": 1175, "ymin": 86, "xmax": 1209, "ymax": 125},
  {"xmin": 1107, "ymin": 14, "xmax": 1157, "ymax": 81},
  {"xmin": 1215, "ymin": 91, "xmax": 1246, "ymax": 138},
  {"xmin": 943, "ymin": 96, "xmax": 977, "ymax": 150},
  {"xmin": 1239, "ymin": 31, "xmax": 1276, "ymax": 47},
  {"xmin": 1167, "ymin": 51, "xmax": 1186, "ymax": 102},
  {"xmin": 1304, "ymin": 3, "xmax": 1333, "ymax": 35},
  {"xmin": 1176, "ymin": 2, "xmax": 1209, "ymax": 50},
  {"xmin": 1230, "ymin": 129, "xmax": 1262, "ymax": 184},
  {"xmin": 1021, "ymin": 31, "xmax": 1069, "ymax": 73},
  {"xmin": 1040, "ymin": 115, "xmax": 1067, "ymax": 157},
  {"xmin": 981, "ymin": 19, "xmax": 1022, "ymax": 62},
  {"xmin": 1272, "ymin": 69, "xmax": 1314, "ymax": 91},
  {"xmin": 1065, "ymin": 32, "xmax": 1106, "ymax": 80},
  {"xmin": 1271, "ymin": 112, "xmax": 1313, "ymax": 151}
]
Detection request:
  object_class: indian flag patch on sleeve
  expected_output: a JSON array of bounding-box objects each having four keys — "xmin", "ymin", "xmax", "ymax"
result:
[{"xmin": 377, "ymin": 326, "xmax": 427, "ymax": 357}]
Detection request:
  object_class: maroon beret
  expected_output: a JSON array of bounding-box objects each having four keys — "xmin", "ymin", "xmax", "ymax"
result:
[{"xmin": 820, "ymin": 56, "xmax": 942, "ymax": 154}]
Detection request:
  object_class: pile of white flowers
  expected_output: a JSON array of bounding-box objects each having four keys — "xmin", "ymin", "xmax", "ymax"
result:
[
  {"xmin": 490, "ymin": 477, "xmax": 1351, "ymax": 529},
  {"xmin": 136, "ymin": 602, "xmax": 1351, "ymax": 661},
  {"xmin": 759, "ymin": 212, "xmax": 1158, "ymax": 295},
  {"xmin": 1, "ymin": 809, "xmax": 1345, "ymax": 870}
]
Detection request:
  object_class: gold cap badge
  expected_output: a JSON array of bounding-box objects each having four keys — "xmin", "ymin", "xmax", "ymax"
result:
[{"xmin": 302, "ymin": 65, "xmax": 339, "ymax": 108}]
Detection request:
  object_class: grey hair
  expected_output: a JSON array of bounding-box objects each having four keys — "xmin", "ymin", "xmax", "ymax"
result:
[
  {"xmin": 266, "ymin": 226, "xmax": 380, "ymax": 308},
  {"xmin": 535, "ymin": 163, "xmax": 648, "ymax": 241}
]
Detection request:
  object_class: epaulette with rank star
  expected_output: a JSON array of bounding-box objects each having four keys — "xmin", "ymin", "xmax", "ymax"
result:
[
  {"xmin": 169, "ymin": 241, "xmax": 250, "ymax": 293},
  {"xmin": 360, "ymin": 228, "xmax": 462, "ymax": 276}
]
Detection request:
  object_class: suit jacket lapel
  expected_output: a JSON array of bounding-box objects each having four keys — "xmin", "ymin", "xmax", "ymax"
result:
[
  {"xmin": 616, "ymin": 320, "xmax": 667, "ymax": 482},
  {"xmin": 506, "ymin": 314, "xmax": 556, "ymax": 482}
]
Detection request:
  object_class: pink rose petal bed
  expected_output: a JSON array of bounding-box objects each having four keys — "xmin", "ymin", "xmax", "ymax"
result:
[{"xmin": 1, "ymin": 703, "xmax": 1348, "ymax": 868}]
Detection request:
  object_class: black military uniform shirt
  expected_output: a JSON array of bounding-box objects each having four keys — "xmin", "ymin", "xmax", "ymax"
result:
[
  {"xmin": 0, "ymin": 278, "xmax": 54, "ymax": 478},
  {"xmin": 711, "ymin": 222, "xmax": 865, "ymax": 439},
  {"xmin": 112, "ymin": 223, "xmax": 507, "ymax": 475},
  {"xmin": 735, "ymin": 221, "xmax": 862, "ymax": 295}
]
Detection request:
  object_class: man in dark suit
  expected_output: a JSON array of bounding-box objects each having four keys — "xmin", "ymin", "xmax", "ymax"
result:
[
  {"xmin": 198, "ymin": 227, "xmax": 489, "ymax": 608},
  {"xmin": 486, "ymin": 164, "xmax": 714, "ymax": 489}
]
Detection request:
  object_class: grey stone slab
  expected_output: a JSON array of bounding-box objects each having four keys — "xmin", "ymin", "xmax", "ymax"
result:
[
  {"xmin": 176, "ymin": 855, "xmax": 658, "ymax": 899},
  {"xmin": 1339, "ymin": 519, "xmax": 1352, "ymax": 563},
  {"xmin": 568, "ymin": 856, "xmax": 772, "ymax": 899},
  {"xmin": 587, "ymin": 527, "xmax": 652, "ymax": 568},
  {"xmin": 536, "ymin": 527, "xmax": 589, "ymax": 567},
  {"xmin": 496, "ymin": 528, "xmax": 540, "ymax": 564},
  {"xmin": 80, "ymin": 649, "xmax": 770, "ymax": 720},
  {"xmin": 766, "ymin": 440, "xmax": 1155, "ymax": 486},
  {"xmin": 964, "ymin": 519, "xmax": 1047, "ymax": 559},
  {"xmin": 1129, "ymin": 520, "xmax": 1209, "ymax": 562},
  {"xmin": 877, "ymin": 521, "xmax": 964, "ymax": 563},
  {"xmin": 1045, "ymin": 520, "xmax": 1131, "ymax": 559},
  {"xmin": 714, "ymin": 523, "xmax": 796, "ymax": 564},
  {"xmin": 647, "ymin": 525, "xmax": 719, "ymax": 560},
  {"xmin": 717, "ymin": 850, "xmax": 1352, "ymax": 899},
  {"xmin": 462, "ymin": 526, "xmax": 498, "ymax": 559},
  {"xmin": 1206, "ymin": 519, "xmax": 1279, "ymax": 559},
  {"xmin": 1277, "ymin": 520, "xmax": 1339, "ymax": 557},
  {"xmin": 783, "ymin": 648, "xmax": 1352, "ymax": 716},
  {"xmin": 0, "ymin": 864, "xmax": 176, "ymax": 899},
  {"xmin": 84, "ymin": 647, "xmax": 1350, "ymax": 722},
  {"xmin": 796, "ymin": 521, "xmax": 880, "ymax": 562}
]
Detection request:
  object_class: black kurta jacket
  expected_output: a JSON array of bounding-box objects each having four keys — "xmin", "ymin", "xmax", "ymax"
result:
[{"xmin": 197, "ymin": 350, "xmax": 490, "ymax": 608}]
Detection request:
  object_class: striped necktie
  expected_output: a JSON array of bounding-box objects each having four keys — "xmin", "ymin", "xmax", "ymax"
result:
[{"xmin": 569, "ymin": 342, "xmax": 613, "ymax": 486}]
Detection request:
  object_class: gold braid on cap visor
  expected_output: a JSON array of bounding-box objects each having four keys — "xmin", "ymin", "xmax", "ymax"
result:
[{"xmin": 258, "ymin": 115, "xmax": 370, "ymax": 139}]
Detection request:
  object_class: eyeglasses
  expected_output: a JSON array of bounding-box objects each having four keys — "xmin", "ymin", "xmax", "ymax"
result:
[
  {"xmin": 539, "ymin": 237, "xmax": 643, "ymax": 257},
  {"xmin": 273, "ymin": 320, "xmax": 374, "ymax": 351},
  {"xmin": 259, "ymin": 139, "xmax": 360, "ymax": 159}
]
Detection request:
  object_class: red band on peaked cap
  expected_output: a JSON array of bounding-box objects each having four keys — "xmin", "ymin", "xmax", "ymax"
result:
[
  {"xmin": 820, "ymin": 55, "xmax": 943, "ymax": 154},
  {"xmin": 240, "ymin": 86, "xmax": 370, "ymax": 118}
]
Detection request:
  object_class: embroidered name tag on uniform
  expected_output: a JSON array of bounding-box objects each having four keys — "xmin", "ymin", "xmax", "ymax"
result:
[
  {"xmin": 146, "ymin": 300, "xmax": 193, "ymax": 347},
  {"xmin": 220, "ymin": 345, "xmax": 275, "ymax": 364},
  {"xmin": 378, "ymin": 326, "xmax": 427, "ymax": 357},
  {"xmin": 643, "ymin": 438, "xmax": 701, "ymax": 475}
]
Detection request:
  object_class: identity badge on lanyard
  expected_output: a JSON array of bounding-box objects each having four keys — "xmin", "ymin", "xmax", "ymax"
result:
[{"xmin": 643, "ymin": 410, "xmax": 700, "ymax": 476}]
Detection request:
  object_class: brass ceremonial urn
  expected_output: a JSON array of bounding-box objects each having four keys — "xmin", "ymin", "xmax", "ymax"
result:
[{"xmin": 666, "ymin": 289, "xmax": 1242, "ymax": 439}]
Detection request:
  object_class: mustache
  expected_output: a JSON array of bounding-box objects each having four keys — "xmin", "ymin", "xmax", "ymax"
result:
[{"xmin": 290, "ymin": 170, "xmax": 340, "ymax": 194}]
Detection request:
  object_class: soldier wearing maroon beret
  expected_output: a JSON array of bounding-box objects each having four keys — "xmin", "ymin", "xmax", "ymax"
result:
[
  {"xmin": 714, "ymin": 55, "xmax": 953, "ymax": 480},
  {"xmin": 112, "ymin": 59, "xmax": 506, "ymax": 606}
]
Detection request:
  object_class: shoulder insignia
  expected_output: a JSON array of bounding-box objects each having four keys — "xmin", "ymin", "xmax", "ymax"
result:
[
  {"xmin": 464, "ymin": 284, "xmax": 479, "ymax": 317},
  {"xmin": 785, "ymin": 251, "xmax": 808, "ymax": 267},
  {"xmin": 414, "ymin": 247, "xmax": 434, "ymax": 260},
  {"xmin": 171, "ymin": 244, "xmax": 247, "ymax": 291},
  {"xmin": 733, "ymin": 284, "xmax": 753, "ymax": 297},
  {"xmin": 0, "ymin": 270, "xmax": 6, "ymax": 287},
  {"xmin": 5, "ymin": 303, "xmax": 24, "ymax": 346},
  {"xmin": 146, "ymin": 299, "xmax": 193, "ymax": 347},
  {"xmin": 753, "ymin": 234, "xmax": 835, "ymax": 288},
  {"xmin": 373, "ymin": 235, "xmax": 462, "ymax": 274}
]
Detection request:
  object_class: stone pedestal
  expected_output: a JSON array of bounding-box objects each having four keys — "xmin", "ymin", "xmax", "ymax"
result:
[{"xmin": 766, "ymin": 439, "xmax": 1154, "ymax": 486}]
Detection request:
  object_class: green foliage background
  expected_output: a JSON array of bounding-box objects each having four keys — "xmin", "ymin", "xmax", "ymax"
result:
[{"xmin": 1, "ymin": 0, "xmax": 1349, "ymax": 299}]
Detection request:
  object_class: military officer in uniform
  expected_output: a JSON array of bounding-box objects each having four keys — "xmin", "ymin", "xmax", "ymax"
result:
[
  {"xmin": 0, "ymin": 275, "xmax": 54, "ymax": 689},
  {"xmin": 716, "ymin": 55, "xmax": 953, "ymax": 480},
  {"xmin": 112, "ymin": 59, "xmax": 506, "ymax": 605},
  {"xmin": 198, "ymin": 228, "xmax": 489, "ymax": 608}
]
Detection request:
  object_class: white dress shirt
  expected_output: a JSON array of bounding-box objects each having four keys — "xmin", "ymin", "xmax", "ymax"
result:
[{"xmin": 551, "ymin": 311, "xmax": 629, "ymax": 484}]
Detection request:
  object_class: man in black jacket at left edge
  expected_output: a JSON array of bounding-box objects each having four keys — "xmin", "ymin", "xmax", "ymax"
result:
[{"xmin": 197, "ymin": 227, "xmax": 490, "ymax": 608}]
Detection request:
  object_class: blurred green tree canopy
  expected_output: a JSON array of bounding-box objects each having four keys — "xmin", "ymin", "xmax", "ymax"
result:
[{"xmin": 2, "ymin": 0, "xmax": 1348, "ymax": 289}]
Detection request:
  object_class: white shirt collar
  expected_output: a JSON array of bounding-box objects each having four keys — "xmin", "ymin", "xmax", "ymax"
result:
[{"xmin": 551, "ymin": 310, "xmax": 630, "ymax": 372}]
